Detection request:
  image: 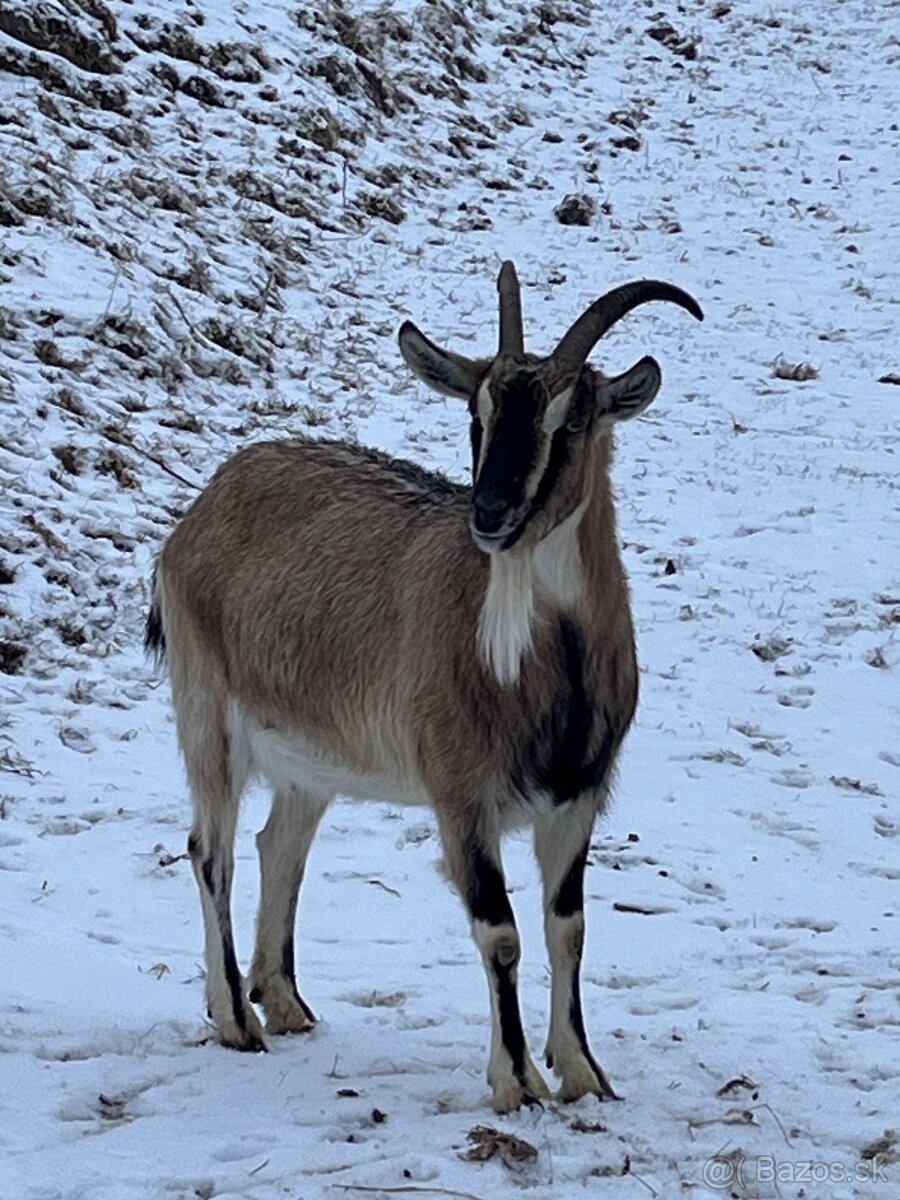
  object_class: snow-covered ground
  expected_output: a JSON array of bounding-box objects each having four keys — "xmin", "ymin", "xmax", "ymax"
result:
[{"xmin": 1, "ymin": 0, "xmax": 898, "ymax": 1197}]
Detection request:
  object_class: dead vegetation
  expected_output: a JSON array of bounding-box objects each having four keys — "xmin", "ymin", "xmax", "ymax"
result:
[
  {"xmin": 461, "ymin": 1125, "xmax": 538, "ymax": 1168},
  {"xmin": 554, "ymin": 192, "xmax": 596, "ymax": 226},
  {"xmin": 0, "ymin": 0, "xmax": 574, "ymax": 679},
  {"xmin": 646, "ymin": 20, "xmax": 699, "ymax": 60},
  {"xmin": 0, "ymin": 2, "xmax": 123, "ymax": 75},
  {"xmin": 773, "ymin": 358, "xmax": 819, "ymax": 382},
  {"xmin": 0, "ymin": 640, "xmax": 27, "ymax": 675}
]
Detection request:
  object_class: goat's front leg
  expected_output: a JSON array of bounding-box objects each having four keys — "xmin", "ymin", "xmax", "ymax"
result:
[
  {"xmin": 533, "ymin": 801, "xmax": 619, "ymax": 1102},
  {"xmin": 440, "ymin": 815, "xmax": 550, "ymax": 1113}
]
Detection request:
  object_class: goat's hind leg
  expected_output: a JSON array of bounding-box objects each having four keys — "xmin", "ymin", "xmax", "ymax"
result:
[
  {"xmin": 184, "ymin": 696, "xmax": 265, "ymax": 1052},
  {"xmin": 250, "ymin": 786, "xmax": 328, "ymax": 1035}
]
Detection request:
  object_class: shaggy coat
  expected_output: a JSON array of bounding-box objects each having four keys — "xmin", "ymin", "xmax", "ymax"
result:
[{"xmin": 148, "ymin": 266, "xmax": 702, "ymax": 1111}]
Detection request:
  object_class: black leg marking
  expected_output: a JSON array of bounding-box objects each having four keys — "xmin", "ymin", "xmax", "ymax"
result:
[
  {"xmin": 220, "ymin": 926, "xmax": 250, "ymax": 1041},
  {"xmin": 467, "ymin": 844, "xmax": 514, "ymax": 927},
  {"xmin": 493, "ymin": 951, "xmax": 527, "ymax": 1081},
  {"xmin": 547, "ymin": 846, "xmax": 586, "ymax": 1073},
  {"xmin": 569, "ymin": 969, "xmax": 618, "ymax": 1099},
  {"xmin": 248, "ymin": 928, "xmax": 315, "ymax": 1024},
  {"xmin": 465, "ymin": 846, "xmax": 538, "ymax": 1093},
  {"xmin": 553, "ymin": 842, "xmax": 588, "ymax": 919},
  {"xmin": 281, "ymin": 933, "xmax": 316, "ymax": 1024},
  {"xmin": 201, "ymin": 855, "xmax": 264, "ymax": 1051},
  {"xmin": 200, "ymin": 855, "xmax": 215, "ymax": 895},
  {"xmin": 545, "ymin": 838, "xmax": 617, "ymax": 1097}
]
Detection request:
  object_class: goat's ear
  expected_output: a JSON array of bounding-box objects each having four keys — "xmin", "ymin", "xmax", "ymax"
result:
[
  {"xmin": 594, "ymin": 355, "xmax": 661, "ymax": 426},
  {"xmin": 399, "ymin": 321, "xmax": 486, "ymax": 399}
]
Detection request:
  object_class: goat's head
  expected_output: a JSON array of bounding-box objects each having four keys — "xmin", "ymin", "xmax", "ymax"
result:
[{"xmin": 399, "ymin": 264, "xmax": 703, "ymax": 553}]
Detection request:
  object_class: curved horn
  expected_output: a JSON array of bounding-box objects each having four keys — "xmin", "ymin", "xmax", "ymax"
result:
[
  {"xmin": 552, "ymin": 281, "xmax": 703, "ymax": 368},
  {"xmin": 497, "ymin": 260, "xmax": 524, "ymax": 355}
]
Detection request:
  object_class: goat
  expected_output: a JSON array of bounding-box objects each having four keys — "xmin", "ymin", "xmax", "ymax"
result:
[{"xmin": 146, "ymin": 264, "xmax": 702, "ymax": 1112}]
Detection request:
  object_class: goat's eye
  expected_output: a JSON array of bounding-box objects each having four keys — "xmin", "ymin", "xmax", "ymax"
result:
[{"xmin": 566, "ymin": 416, "xmax": 586, "ymax": 434}]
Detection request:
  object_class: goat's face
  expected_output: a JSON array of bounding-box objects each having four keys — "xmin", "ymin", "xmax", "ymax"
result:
[
  {"xmin": 398, "ymin": 265, "xmax": 703, "ymax": 554},
  {"xmin": 466, "ymin": 356, "xmax": 662, "ymax": 552}
]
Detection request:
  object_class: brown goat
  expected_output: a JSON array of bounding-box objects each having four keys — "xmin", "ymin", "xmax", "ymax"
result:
[{"xmin": 147, "ymin": 264, "xmax": 702, "ymax": 1111}]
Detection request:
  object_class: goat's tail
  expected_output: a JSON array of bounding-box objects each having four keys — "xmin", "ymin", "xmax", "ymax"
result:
[{"xmin": 144, "ymin": 567, "xmax": 167, "ymax": 664}]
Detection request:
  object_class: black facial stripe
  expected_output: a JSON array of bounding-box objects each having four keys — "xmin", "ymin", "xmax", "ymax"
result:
[
  {"xmin": 498, "ymin": 369, "xmax": 545, "ymax": 420},
  {"xmin": 497, "ymin": 428, "xmax": 570, "ymax": 550},
  {"xmin": 474, "ymin": 371, "xmax": 544, "ymax": 504},
  {"xmin": 473, "ymin": 371, "xmax": 589, "ymax": 543},
  {"xmin": 518, "ymin": 373, "xmax": 591, "ymax": 528},
  {"xmin": 477, "ymin": 412, "xmax": 539, "ymax": 506},
  {"xmin": 469, "ymin": 416, "xmax": 482, "ymax": 480}
]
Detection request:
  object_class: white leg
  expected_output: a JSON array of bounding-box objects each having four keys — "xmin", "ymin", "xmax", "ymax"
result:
[
  {"xmin": 439, "ymin": 812, "xmax": 549, "ymax": 1112},
  {"xmin": 249, "ymin": 786, "xmax": 329, "ymax": 1034},
  {"xmin": 534, "ymin": 800, "xmax": 618, "ymax": 1102},
  {"xmin": 185, "ymin": 704, "xmax": 264, "ymax": 1051}
]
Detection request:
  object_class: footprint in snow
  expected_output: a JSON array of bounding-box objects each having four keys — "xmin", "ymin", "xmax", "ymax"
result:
[
  {"xmin": 776, "ymin": 684, "xmax": 814, "ymax": 708},
  {"xmin": 848, "ymin": 861, "xmax": 900, "ymax": 881},
  {"xmin": 778, "ymin": 917, "xmax": 837, "ymax": 934},
  {"xmin": 770, "ymin": 768, "xmax": 814, "ymax": 789},
  {"xmin": 629, "ymin": 995, "xmax": 701, "ymax": 1016},
  {"xmin": 339, "ymin": 989, "xmax": 408, "ymax": 1009},
  {"xmin": 873, "ymin": 815, "xmax": 898, "ymax": 838}
]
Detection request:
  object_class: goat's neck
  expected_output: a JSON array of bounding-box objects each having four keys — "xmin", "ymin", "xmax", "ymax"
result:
[{"xmin": 476, "ymin": 441, "xmax": 622, "ymax": 687}]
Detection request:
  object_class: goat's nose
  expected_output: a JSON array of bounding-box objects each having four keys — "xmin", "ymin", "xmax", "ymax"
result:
[{"xmin": 473, "ymin": 492, "xmax": 508, "ymax": 534}]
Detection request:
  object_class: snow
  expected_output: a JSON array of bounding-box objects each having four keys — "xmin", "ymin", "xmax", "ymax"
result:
[{"xmin": 1, "ymin": 0, "xmax": 898, "ymax": 1197}]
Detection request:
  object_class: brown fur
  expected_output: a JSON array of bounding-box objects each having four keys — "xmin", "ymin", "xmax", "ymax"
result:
[
  {"xmin": 150, "ymin": 268, "xmax": 701, "ymax": 1110},
  {"xmin": 158, "ymin": 433, "xmax": 636, "ymax": 819}
]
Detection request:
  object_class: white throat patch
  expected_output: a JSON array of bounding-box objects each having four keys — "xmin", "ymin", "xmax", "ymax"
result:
[
  {"xmin": 477, "ymin": 549, "xmax": 536, "ymax": 688},
  {"xmin": 477, "ymin": 497, "xmax": 588, "ymax": 687},
  {"xmin": 533, "ymin": 495, "xmax": 589, "ymax": 607}
]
